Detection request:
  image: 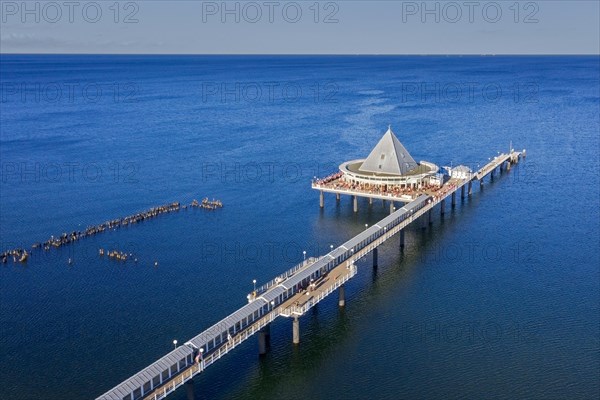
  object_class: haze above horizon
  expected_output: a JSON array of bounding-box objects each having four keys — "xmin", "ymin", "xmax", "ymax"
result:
[{"xmin": 1, "ymin": 1, "xmax": 598, "ymax": 55}]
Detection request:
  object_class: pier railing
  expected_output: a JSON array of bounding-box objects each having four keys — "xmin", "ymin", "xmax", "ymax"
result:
[
  {"xmin": 146, "ymin": 310, "xmax": 279, "ymax": 400},
  {"xmin": 201, "ymin": 311, "xmax": 277, "ymax": 369},
  {"xmin": 254, "ymin": 257, "xmax": 319, "ymax": 296},
  {"xmin": 474, "ymin": 151, "xmax": 521, "ymax": 180},
  {"xmin": 280, "ymin": 264, "xmax": 358, "ymax": 317},
  {"xmin": 311, "ymin": 183, "xmax": 417, "ymax": 202}
]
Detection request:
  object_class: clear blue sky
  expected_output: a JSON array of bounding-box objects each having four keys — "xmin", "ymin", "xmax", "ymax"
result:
[{"xmin": 1, "ymin": 1, "xmax": 598, "ymax": 54}]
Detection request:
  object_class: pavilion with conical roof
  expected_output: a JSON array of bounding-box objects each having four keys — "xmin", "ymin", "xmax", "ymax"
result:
[
  {"xmin": 358, "ymin": 126, "xmax": 418, "ymax": 176},
  {"xmin": 337, "ymin": 125, "xmax": 439, "ymax": 188},
  {"xmin": 311, "ymin": 125, "xmax": 441, "ymax": 211}
]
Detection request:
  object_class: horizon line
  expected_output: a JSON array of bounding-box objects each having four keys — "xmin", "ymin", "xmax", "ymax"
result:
[{"xmin": 1, "ymin": 53, "xmax": 599, "ymax": 57}]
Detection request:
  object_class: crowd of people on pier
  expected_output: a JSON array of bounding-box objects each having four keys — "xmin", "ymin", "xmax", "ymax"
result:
[
  {"xmin": 314, "ymin": 173, "xmax": 448, "ymax": 199},
  {"xmin": 313, "ymin": 172, "xmax": 343, "ymax": 185},
  {"xmin": 316, "ymin": 177, "xmax": 421, "ymax": 197},
  {"xmin": 1, "ymin": 198, "xmax": 223, "ymax": 265},
  {"xmin": 430, "ymin": 181, "xmax": 459, "ymax": 201}
]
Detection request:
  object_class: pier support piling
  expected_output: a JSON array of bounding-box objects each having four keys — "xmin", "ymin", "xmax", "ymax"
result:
[
  {"xmin": 373, "ymin": 247, "xmax": 378, "ymax": 268},
  {"xmin": 336, "ymin": 193, "xmax": 340, "ymax": 201},
  {"xmin": 258, "ymin": 324, "xmax": 270, "ymax": 355},
  {"xmin": 390, "ymin": 201, "xmax": 395, "ymax": 214},
  {"xmin": 441, "ymin": 199, "xmax": 445, "ymax": 216},
  {"xmin": 319, "ymin": 191, "xmax": 324, "ymax": 208},
  {"xmin": 461, "ymin": 186, "xmax": 465, "ymax": 199},
  {"xmin": 338, "ymin": 284, "xmax": 345, "ymax": 307},
  {"xmin": 258, "ymin": 332, "xmax": 267, "ymax": 355},
  {"xmin": 369, "ymin": 197, "xmax": 373, "ymax": 205},
  {"xmin": 451, "ymin": 192, "xmax": 456, "ymax": 207},
  {"xmin": 399, "ymin": 230, "xmax": 405, "ymax": 251},
  {"xmin": 353, "ymin": 196, "xmax": 358, "ymax": 213},
  {"xmin": 468, "ymin": 181, "xmax": 472, "ymax": 196},
  {"xmin": 292, "ymin": 317, "xmax": 300, "ymax": 344},
  {"xmin": 428, "ymin": 209, "xmax": 432, "ymax": 225},
  {"xmin": 185, "ymin": 379, "xmax": 195, "ymax": 400}
]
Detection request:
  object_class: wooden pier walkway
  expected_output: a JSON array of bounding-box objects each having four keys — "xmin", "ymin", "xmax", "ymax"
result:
[{"xmin": 96, "ymin": 150, "xmax": 523, "ymax": 400}]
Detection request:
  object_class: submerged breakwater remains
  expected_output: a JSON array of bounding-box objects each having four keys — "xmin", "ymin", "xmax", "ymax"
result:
[{"xmin": 1, "ymin": 198, "xmax": 223, "ymax": 264}]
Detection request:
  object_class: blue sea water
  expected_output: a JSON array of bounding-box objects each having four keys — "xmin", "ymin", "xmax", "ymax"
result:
[{"xmin": 0, "ymin": 55, "xmax": 598, "ymax": 400}]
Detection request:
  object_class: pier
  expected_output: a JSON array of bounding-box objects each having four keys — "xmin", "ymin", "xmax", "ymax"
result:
[{"xmin": 95, "ymin": 147, "xmax": 524, "ymax": 400}]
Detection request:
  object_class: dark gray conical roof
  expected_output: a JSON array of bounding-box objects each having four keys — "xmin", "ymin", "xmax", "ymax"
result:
[{"xmin": 358, "ymin": 126, "xmax": 417, "ymax": 175}]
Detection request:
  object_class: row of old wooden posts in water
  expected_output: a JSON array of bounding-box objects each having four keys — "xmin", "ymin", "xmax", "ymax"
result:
[{"xmin": 1, "ymin": 198, "xmax": 223, "ymax": 265}]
